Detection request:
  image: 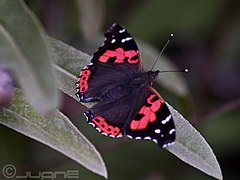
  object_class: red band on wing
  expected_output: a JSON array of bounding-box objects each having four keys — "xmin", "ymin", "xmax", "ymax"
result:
[
  {"xmin": 78, "ymin": 66, "xmax": 91, "ymax": 92},
  {"xmin": 92, "ymin": 116, "xmax": 122, "ymax": 137},
  {"xmin": 125, "ymin": 50, "xmax": 139, "ymax": 64},
  {"xmin": 130, "ymin": 94, "xmax": 163, "ymax": 130},
  {"xmin": 99, "ymin": 48, "xmax": 139, "ymax": 64}
]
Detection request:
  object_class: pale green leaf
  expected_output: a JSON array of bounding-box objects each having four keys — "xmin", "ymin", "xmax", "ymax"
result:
[
  {"xmin": 0, "ymin": 0, "xmax": 58, "ymax": 113},
  {"xmin": 49, "ymin": 37, "xmax": 95, "ymax": 108},
  {"xmin": 166, "ymin": 103, "xmax": 222, "ymax": 180},
  {"xmin": 49, "ymin": 37, "xmax": 91, "ymax": 76},
  {"xmin": 0, "ymin": 89, "xmax": 107, "ymax": 179}
]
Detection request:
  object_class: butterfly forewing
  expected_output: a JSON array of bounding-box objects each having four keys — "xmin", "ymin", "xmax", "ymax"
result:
[
  {"xmin": 92, "ymin": 23, "xmax": 143, "ymax": 71},
  {"xmin": 76, "ymin": 23, "xmax": 143, "ymax": 102}
]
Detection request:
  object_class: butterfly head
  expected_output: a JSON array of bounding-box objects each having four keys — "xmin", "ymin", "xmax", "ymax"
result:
[{"xmin": 146, "ymin": 70, "xmax": 160, "ymax": 85}]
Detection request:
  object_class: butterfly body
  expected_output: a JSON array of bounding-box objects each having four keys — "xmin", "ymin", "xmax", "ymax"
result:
[{"xmin": 76, "ymin": 23, "xmax": 175, "ymax": 148}]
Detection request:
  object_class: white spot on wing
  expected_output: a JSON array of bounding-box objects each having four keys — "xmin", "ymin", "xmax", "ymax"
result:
[
  {"xmin": 116, "ymin": 135, "xmax": 123, "ymax": 138},
  {"xmin": 155, "ymin": 129, "xmax": 161, "ymax": 134},
  {"xmin": 96, "ymin": 127, "xmax": 101, "ymax": 132},
  {"xmin": 119, "ymin": 29, "xmax": 125, "ymax": 33},
  {"xmin": 162, "ymin": 144, "xmax": 168, "ymax": 148},
  {"xmin": 127, "ymin": 135, "xmax": 133, "ymax": 139},
  {"xmin": 169, "ymin": 129, "xmax": 175, "ymax": 135},
  {"xmin": 162, "ymin": 142, "xmax": 175, "ymax": 148},
  {"xmin": 153, "ymin": 139, "xmax": 158, "ymax": 144},
  {"xmin": 144, "ymin": 136, "xmax": 151, "ymax": 140},
  {"xmin": 88, "ymin": 122, "xmax": 95, "ymax": 127},
  {"xmin": 121, "ymin": 37, "xmax": 132, "ymax": 43},
  {"xmin": 111, "ymin": 39, "xmax": 116, "ymax": 43},
  {"xmin": 135, "ymin": 137, "xmax": 141, "ymax": 140},
  {"xmin": 102, "ymin": 133, "xmax": 107, "ymax": 136},
  {"xmin": 161, "ymin": 115, "xmax": 172, "ymax": 124},
  {"xmin": 83, "ymin": 113, "xmax": 88, "ymax": 120}
]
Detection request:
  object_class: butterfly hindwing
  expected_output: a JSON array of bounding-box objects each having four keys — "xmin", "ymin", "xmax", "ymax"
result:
[
  {"xmin": 125, "ymin": 87, "xmax": 176, "ymax": 148},
  {"xmin": 83, "ymin": 82, "xmax": 150, "ymax": 138},
  {"xmin": 83, "ymin": 110, "xmax": 124, "ymax": 138}
]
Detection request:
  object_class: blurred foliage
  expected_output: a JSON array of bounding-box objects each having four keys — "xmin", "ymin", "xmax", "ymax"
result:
[
  {"xmin": 1, "ymin": 0, "xmax": 240, "ymax": 179},
  {"xmin": 0, "ymin": 0, "xmax": 59, "ymax": 114}
]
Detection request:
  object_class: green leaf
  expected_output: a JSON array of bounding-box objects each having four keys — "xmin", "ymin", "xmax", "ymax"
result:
[
  {"xmin": 166, "ymin": 103, "xmax": 222, "ymax": 180},
  {"xmin": 0, "ymin": 89, "xmax": 107, "ymax": 179},
  {"xmin": 0, "ymin": 0, "xmax": 58, "ymax": 113},
  {"xmin": 49, "ymin": 37, "xmax": 95, "ymax": 108},
  {"xmin": 49, "ymin": 37, "xmax": 91, "ymax": 76}
]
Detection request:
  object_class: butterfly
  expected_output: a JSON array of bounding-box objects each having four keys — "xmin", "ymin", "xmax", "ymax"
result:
[{"xmin": 76, "ymin": 23, "xmax": 175, "ymax": 148}]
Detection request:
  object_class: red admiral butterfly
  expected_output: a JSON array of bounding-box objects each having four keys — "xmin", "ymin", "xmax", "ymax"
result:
[{"xmin": 76, "ymin": 23, "xmax": 175, "ymax": 148}]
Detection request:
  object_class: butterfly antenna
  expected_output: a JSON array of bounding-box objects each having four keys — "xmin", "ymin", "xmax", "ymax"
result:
[
  {"xmin": 150, "ymin": 33, "xmax": 174, "ymax": 71},
  {"xmin": 159, "ymin": 68, "xmax": 189, "ymax": 73}
]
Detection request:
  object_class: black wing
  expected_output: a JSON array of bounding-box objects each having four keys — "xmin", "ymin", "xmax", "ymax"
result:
[
  {"xmin": 125, "ymin": 87, "xmax": 176, "ymax": 148},
  {"xmin": 76, "ymin": 23, "xmax": 144, "ymax": 138},
  {"xmin": 76, "ymin": 23, "xmax": 143, "ymax": 102}
]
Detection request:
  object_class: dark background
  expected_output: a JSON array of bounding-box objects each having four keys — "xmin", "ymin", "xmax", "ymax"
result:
[{"xmin": 1, "ymin": 0, "xmax": 240, "ymax": 179}]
